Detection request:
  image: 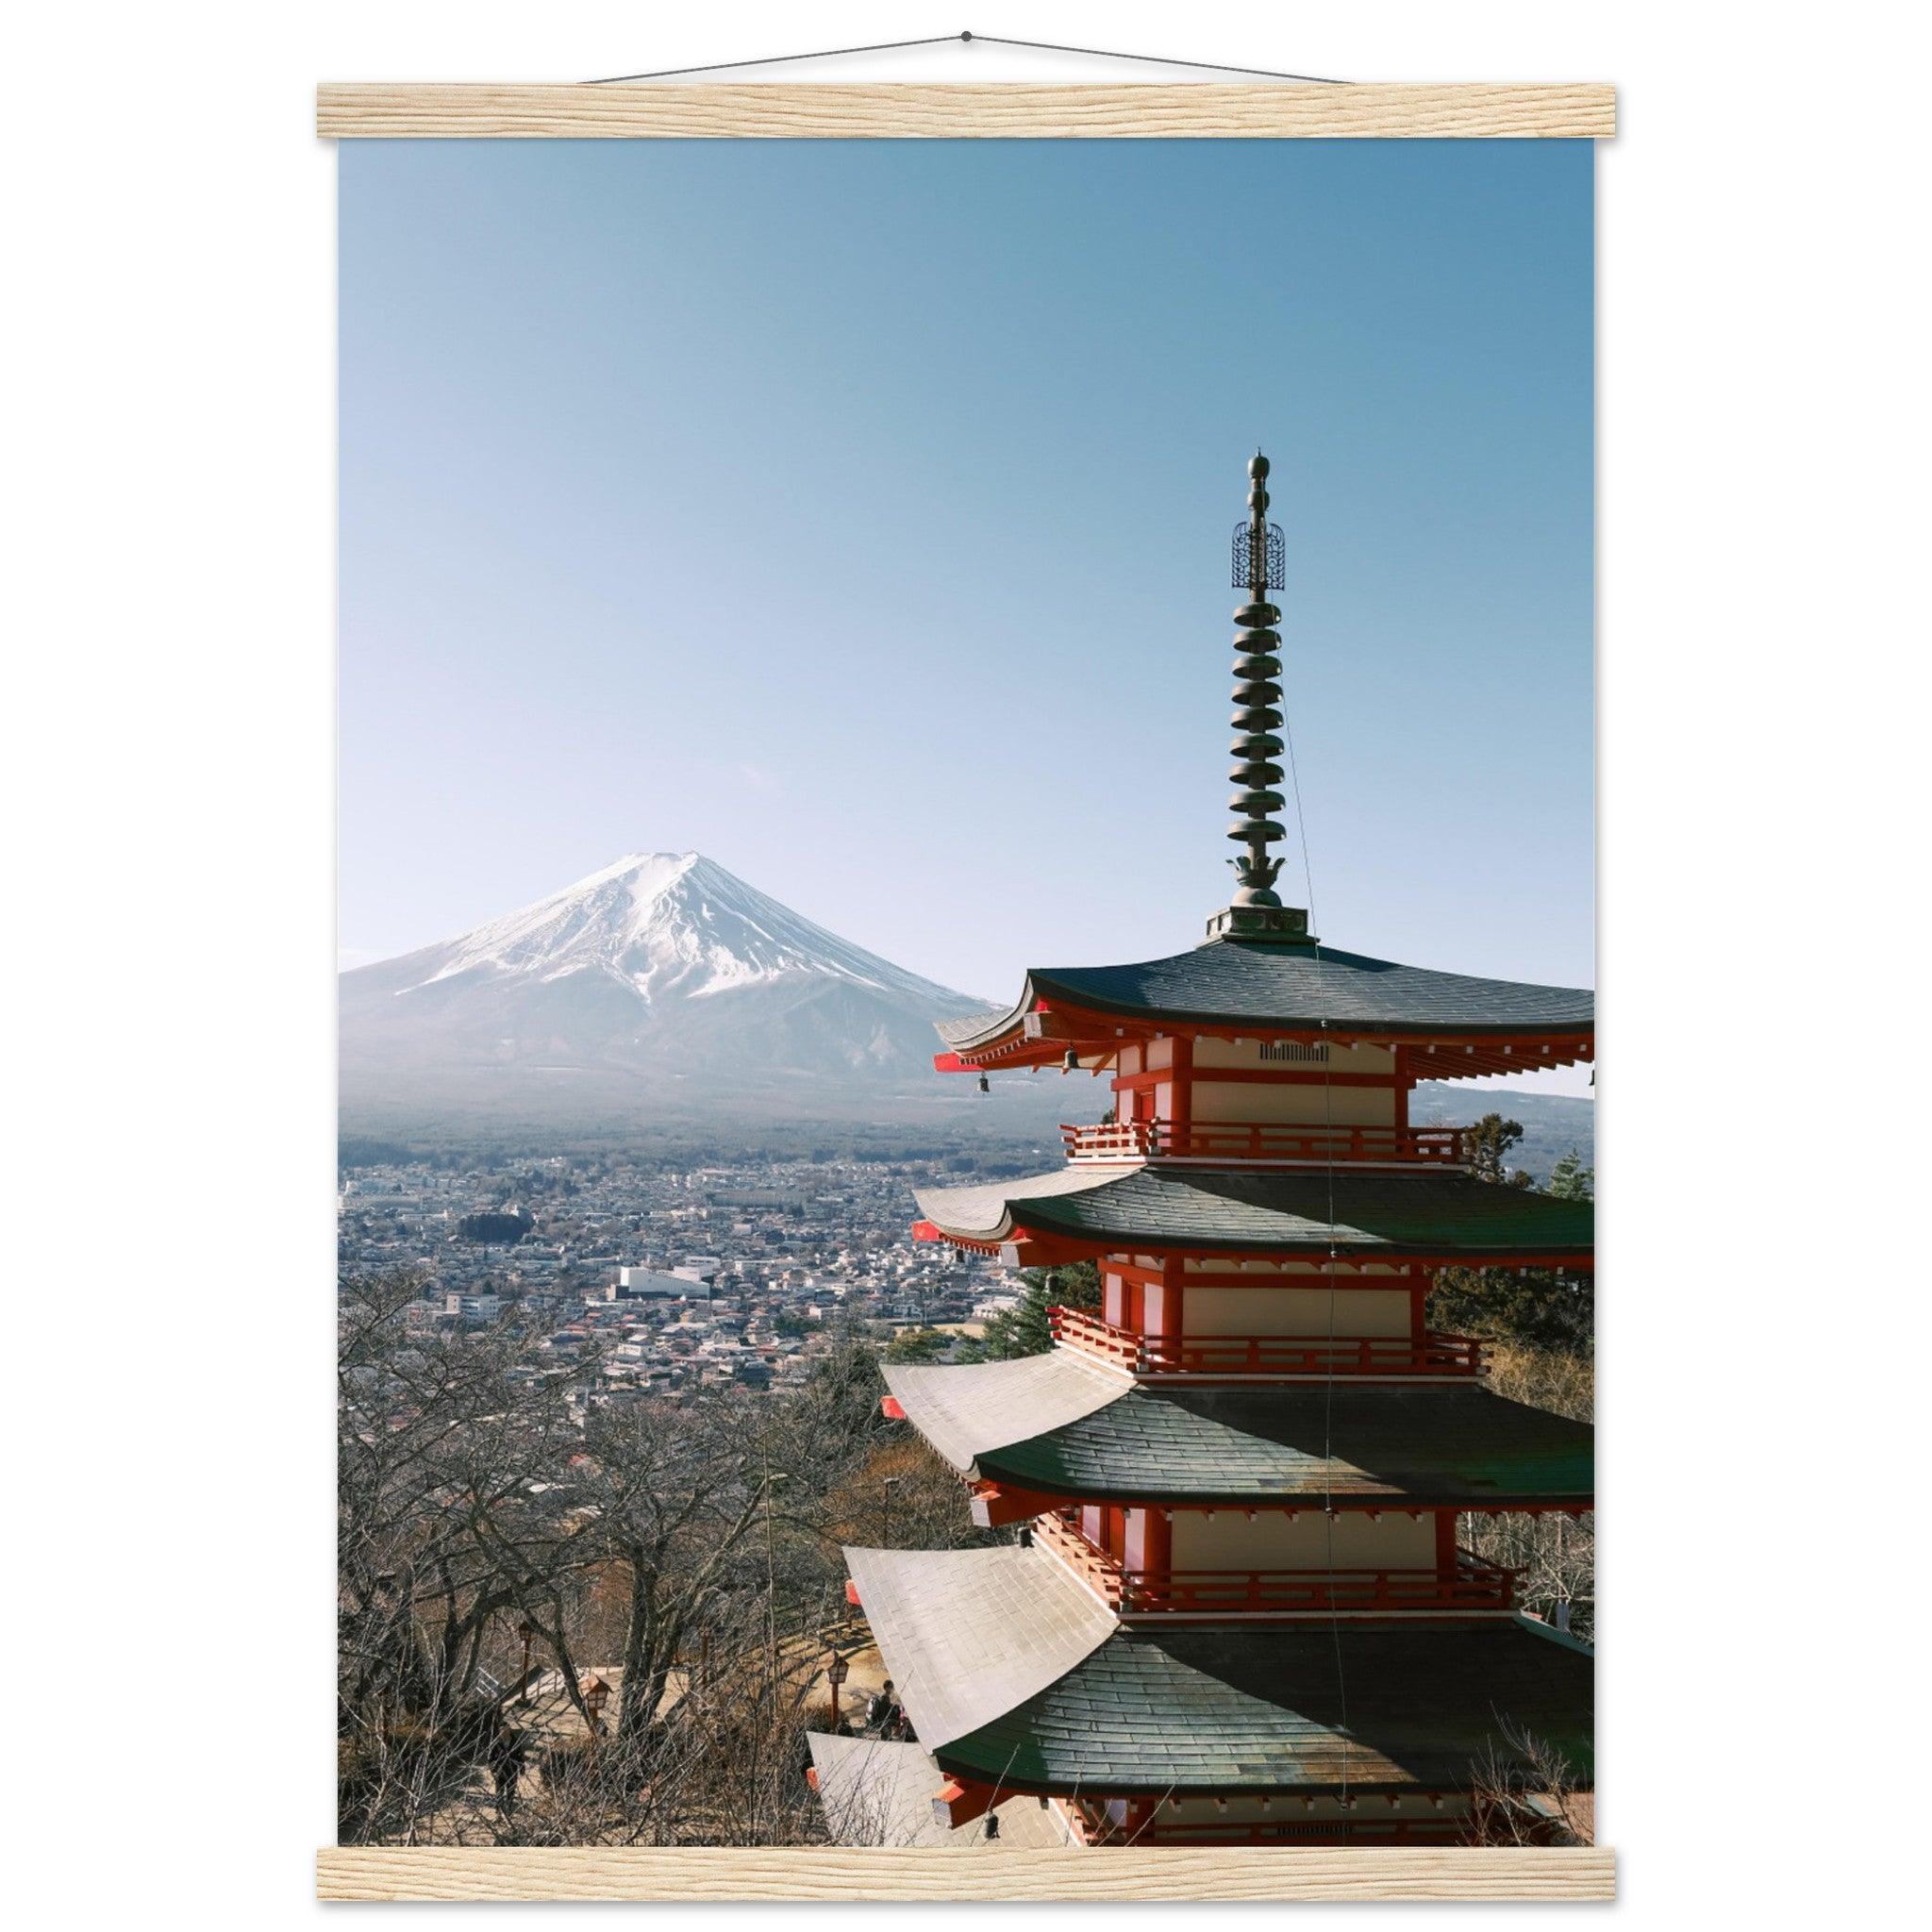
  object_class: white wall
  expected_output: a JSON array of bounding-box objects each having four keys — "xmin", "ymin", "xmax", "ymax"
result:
[
  {"xmin": 1191, "ymin": 1078, "xmax": 1397, "ymax": 1127},
  {"xmin": 1171, "ymin": 1508, "xmax": 1436, "ymax": 1571},
  {"xmin": 1179, "ymin": 1283, "xmax": 1413, "ymax": 1338}
]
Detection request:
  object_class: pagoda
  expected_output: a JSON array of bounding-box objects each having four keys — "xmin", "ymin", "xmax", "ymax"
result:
[{"xmin": 832, "ymin": 453, "xmax": 1594, "ymax": 1849}]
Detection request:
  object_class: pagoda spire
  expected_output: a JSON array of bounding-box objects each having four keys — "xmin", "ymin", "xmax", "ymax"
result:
[{"xmin": 1208, "ymin": 451, "xmax": 1311, "ymax": 943}]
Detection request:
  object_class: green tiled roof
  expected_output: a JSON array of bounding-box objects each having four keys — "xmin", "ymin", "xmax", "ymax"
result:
[
  {"xmin": 915, "ymin": 1165, "xmax": 1594, "ymax": 1258},
  {"xmin": 976, "ymin": 1383, "xmax": 1592, "ymax": 1506},
  {"xmin": 935, "ymin": 1618, "xmax": 1593, "ymax": 1796},
  {"xmin": 936, "ymin": 939, "xmax": 1593, "ymax": 1048}
]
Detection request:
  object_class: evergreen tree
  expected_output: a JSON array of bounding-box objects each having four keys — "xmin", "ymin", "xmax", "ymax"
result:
[
  {"xmin": 957, "ymin": 1260, "xmax": 1102, "ymax": 1362},
  {"xmin": 882, "ymin": 1326, "xmax": 951, "ymax": 1364},
  {"xmin": 1462, "ymin": 1112, "xmax": 1535, "ymax": 1188},
  {"xmin": 1426, "ymin": 1119, "xmax": 1594, "ymax": 1355},
  {"xmin": 1545, "ymin": 1147, "xmax": 1594, "ymax": 1200}
]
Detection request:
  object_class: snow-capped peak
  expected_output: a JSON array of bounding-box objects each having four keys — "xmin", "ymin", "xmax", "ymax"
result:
[{"xmin": 397, "ymin": 852, "xmax": 966, "ymax": 1008}]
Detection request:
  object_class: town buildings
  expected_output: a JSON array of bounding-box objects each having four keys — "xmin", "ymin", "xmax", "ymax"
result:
[{"xmin": 339, "ymin": 1149, "xmax": 1024, "ymax": 1397}]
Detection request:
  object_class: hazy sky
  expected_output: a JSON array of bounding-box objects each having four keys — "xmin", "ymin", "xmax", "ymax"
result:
[{"xmin": 341, "ymin": 139, "xmax": 1593, "ymax": 1087}]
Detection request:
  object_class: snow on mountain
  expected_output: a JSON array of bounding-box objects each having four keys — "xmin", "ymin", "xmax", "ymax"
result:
[
  {"xmin": 339, "ymin": 853, "xmax": 994, "ymax": 1124},
  {"xmin": 402, "ymin": 852, "xmax": 963, "ymax": 1008}
]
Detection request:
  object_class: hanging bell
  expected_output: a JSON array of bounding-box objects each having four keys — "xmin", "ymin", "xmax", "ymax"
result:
[
  {"xmin": 1060, "ymin": 1048, "xmax": 1079, "ymax": 1073},
  {"xmin": 976, "ymin": 1073, "xmax": 990, "ymax": 1094}
]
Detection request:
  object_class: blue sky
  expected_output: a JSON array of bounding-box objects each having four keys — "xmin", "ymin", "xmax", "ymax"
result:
[{"xmin": 341, "ymin": 138, "xmax": 1593, "ymax": 1071}]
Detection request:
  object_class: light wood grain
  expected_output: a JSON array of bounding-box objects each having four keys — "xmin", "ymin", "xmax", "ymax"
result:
[
  {"xmin": 315, "ymin": 83, "xmax": 1615, "ymax": 142},
  {"xmin": 316, "ymin": 1843, "xmax": 1615, "ymax": 1902}
]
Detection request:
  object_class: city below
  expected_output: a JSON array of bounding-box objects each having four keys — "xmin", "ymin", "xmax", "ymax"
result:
[{"xmin": 339, "ymin": 1148, "xmax": 1024, "ymax": 1399}]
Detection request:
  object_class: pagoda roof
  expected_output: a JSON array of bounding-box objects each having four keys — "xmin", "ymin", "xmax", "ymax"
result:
[
  {"xmin": 979, "ymin": 1382, "xmax": 1592, "ymax": 1507},
  {"xmin": 913, "ymin": 1164, "xmax": 1594, "ymax": 1261},
  {"xmin": 849, "ymin": 1542, "xmax": 1591, "ymax": 1798},
  {"xmin": 881, "ymin": 1351, "xmax": 1124, "ymax": 1474},
  {"xmin": 882, "ymin": 1356, "xmax": 1592, "ymax": 1507},
  {"xmin": 936, "ymin": 937, "xmax": 1593, "ymax": 1050},
  {"xmin": 807, "ymin": 1734, "xmax": 1074, "ymax": 1847},
  {"xmin": 936, "ymin": 1617, "xmax": 1593, "ymax": 1797},
  {"xmin": 841, "ymin": 1545, "xmax": 1114, "ymax": 1749}
]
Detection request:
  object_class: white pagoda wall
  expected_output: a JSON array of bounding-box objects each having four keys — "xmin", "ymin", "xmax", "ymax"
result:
[
  {"xmin": 1176, "ymin": 1283, "xmax": 1413, "ymax": 1339},
  {"xmin": 1167, "ymin": 1508, "xmax": 1436, "ymax": 1572},
  {"xmin": 1189, "ymin": 1079, "xmax": 1396, "ymax": 1128},
  {"xmin": 1119, "ymin": 1035, "xmax": 1407, "ymax": 1132}
]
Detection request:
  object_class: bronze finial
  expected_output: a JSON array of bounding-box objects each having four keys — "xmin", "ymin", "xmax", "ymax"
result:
[{"xmin": 1209, "ymin": 451, "xmax": 1311, "ymax": 944}]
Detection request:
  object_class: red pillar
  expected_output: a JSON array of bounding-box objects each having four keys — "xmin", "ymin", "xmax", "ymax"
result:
[
  {"xmin": 1141, "ymin": 1507, "xmax": 1173, "ymax": 1607},
  {"xmin": 1169, "ymin": 1032, "xmax": 1193, "ymax": 1145}
]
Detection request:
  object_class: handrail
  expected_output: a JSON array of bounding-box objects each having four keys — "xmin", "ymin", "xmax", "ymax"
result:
[
  {"xmin": 1047, "ymin": 1306, "xmax": 1488, "ymax": 1378},
  {"xmin": 1035, "ymin": 1512, "xmax": 1520, "ymax": 1615},
  {"xmin": 1059, "ymin": 1120, "xmax": 1473, "ymax": 1165}
]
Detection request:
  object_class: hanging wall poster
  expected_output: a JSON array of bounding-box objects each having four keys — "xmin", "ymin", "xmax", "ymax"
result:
[{"xmin": 321, "ymin": 78, "xmax": 1615, "ymax": 1904}]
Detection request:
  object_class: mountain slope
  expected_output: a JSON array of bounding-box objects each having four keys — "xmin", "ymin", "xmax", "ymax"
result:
[{"xmin": 339, "ymin": 853, "xmax": 995, "ymax": 1124}]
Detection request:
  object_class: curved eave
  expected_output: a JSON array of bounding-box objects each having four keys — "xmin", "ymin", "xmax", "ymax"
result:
[
  {"xmin": 976, "ymin": 1474, "xmax": 1594, "ymax": 1512},
  {"xmin": 932, "ymin": 1617, "xmax": 1594, "ymax": 1798},
  {"xmin": 913, "ymin": 1166, "xmax": 1595, "ymax": 1265},
  {"xmin": 936, "ymin": 1005, "xmax": 1593, "ymax": 1084},
  {"xmin": 881, "ymin": 1357, "xmax": 1593, "ymax": 1511},
  {"xmin": 918, "ymin": 1223, "xmax": 1599, "ymax": 1271},
  {"xmin": 934, "ymin": 986, "xmax": 1043, "ymax": 1051},
  {"xmin": 880, "ymin": 1353, "xmax": 1127, "ymax": 1475},
  {"xmin": 974, "ymin": 1382, "xmax": 1594, "ymax": 1511},
  {"xmin": 932, "ymin": 942, "xmax": 1595, "ymax": 1080},
  {"xmin": 841, "ymin": 1544, "xmax": 1116, "ymax": 1750},
  {"xmin": 1026, "ymin": 963, "xmax": 1594, "ymax": 1041}
]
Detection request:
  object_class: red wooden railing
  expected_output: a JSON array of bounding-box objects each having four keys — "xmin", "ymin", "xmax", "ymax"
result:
[
  {"xmin": 1059, "ymin": 1120, "xmax": 1473, "ymax": 1165},
  {"xmin": 1035, "ymin": 1512, "xmax": 1520, "ymax": 1617},
  {"xmin": 1048, "ymin": 1306, "xmax": 1487, "ymax": 1378}
]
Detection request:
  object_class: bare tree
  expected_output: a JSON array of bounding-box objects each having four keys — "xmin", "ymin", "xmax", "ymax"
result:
[
  {"xmin": 339, "ymin": 1271, "xmax": 917, "ymax": 1846},
  {"xmin": 1468, "ymin": 1342, "xmax": 1596, "ymax": 1640},
  {"xmin": 1465, "ymin": 1720, "xmax": 1592, "ymax": 1846},
  {"xmin": 338, "ymin": 1271, "xmax": 596, "ymax": 1840}
]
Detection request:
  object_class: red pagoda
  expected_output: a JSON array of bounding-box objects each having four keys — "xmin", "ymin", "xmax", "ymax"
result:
[{"xmin": 834, "ymin": 453, "xmax": 1593, "ymax": 1849}]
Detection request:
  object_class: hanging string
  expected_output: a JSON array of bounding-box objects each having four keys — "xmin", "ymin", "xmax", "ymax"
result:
[
  {"xmin": 1317, "ymin": 1046, "xmax": 1349, "ymax": 1807},
  {"xmin": 1284, "ymin": 610, "xmax": 1349, "ymax": 1808},
  {"xmin": 585, "ymin": 35, "xmax": 961, "ymax": 84},
  {"xmin": 584, "ymin": 30, "xmax": 1350, "ymax": 87},
  {"xmin": 1281, "ymin": 710, "xmax": 1319, "ymax": 940}
]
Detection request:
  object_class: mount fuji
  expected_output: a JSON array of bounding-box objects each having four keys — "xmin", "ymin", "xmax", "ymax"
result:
[{"xmin": 339, "ymin": 853, "xmax": 1003, "ymax": 1129}]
